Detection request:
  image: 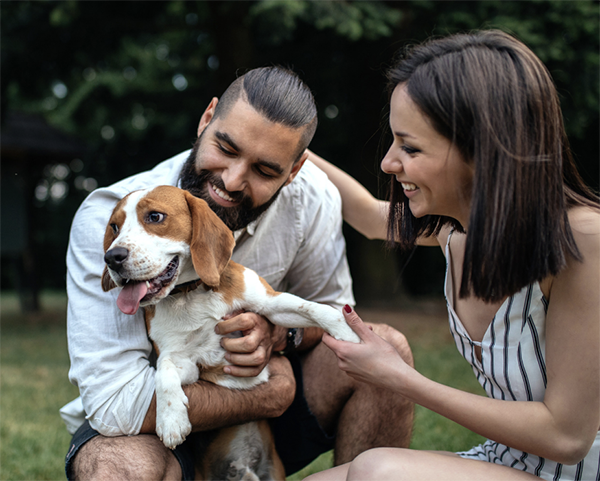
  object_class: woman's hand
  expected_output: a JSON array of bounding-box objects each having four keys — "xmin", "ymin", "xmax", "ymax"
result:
[{"xmin": 322, "ymin": 306, "xmax": 411, "ymax": 391}]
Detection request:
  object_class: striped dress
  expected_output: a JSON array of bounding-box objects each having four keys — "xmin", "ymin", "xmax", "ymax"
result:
[{"xmin": 444, "ymin": 233, "xmax": 600, "ymax": 481}]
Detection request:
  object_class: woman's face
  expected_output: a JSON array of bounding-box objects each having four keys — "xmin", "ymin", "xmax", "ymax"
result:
[{"xmin": 381, "ymin": 84, "xmax": 474, "ymax": 228}]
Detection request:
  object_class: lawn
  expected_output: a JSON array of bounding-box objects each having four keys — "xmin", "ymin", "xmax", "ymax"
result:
[{"xmin": 1, "ymin": 291, "xmax": 485, "ymax": 480}]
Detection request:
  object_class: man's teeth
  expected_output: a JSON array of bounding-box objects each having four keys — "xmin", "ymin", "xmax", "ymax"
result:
[
  {"xmin": 401, "ymin": 182, "xmax": 418, "ymax": 191},
  {"xmin": 211, "ymin": 184, "xmax": 235, "ymax": 202}
]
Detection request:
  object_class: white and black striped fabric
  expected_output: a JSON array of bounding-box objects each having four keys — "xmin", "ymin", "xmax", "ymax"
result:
[{"xmin": 444, "ymin": 232, "xmax": 600, "ymax": 481}]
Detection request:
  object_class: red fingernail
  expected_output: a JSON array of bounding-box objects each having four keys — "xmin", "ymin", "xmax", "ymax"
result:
[{"xmin": 344, "ymin": 304, "xmax": 352, "ymax": 313}]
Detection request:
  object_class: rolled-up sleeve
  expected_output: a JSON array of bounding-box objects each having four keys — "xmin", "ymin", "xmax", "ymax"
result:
[{"xmin": 65, "ymin": 189, "xmax": 156, "ymax": 436}]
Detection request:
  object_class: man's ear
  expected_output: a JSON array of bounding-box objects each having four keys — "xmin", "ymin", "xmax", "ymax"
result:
[
  {"xmin": 197, "ymin": 97, "xmax": 219, "ymax": 137},
  {"xmin": 283, "ymin": 151, "xmax": 308, "ymax": 187}
]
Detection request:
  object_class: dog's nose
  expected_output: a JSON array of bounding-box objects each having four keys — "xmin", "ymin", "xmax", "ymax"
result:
[{"xmin": 104, "ymin": 247, "xmax": 129, "ymax": 272}]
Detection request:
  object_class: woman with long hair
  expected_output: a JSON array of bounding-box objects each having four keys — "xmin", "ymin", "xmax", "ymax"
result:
[{"xmin": 306, "ymin": 30, "xmax": 599, "ymax": 481}]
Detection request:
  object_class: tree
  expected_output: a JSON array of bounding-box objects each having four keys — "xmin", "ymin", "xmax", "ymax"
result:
[{"xmin": 2, "ymin": 0, "xmax": 597, "ymax": 302}]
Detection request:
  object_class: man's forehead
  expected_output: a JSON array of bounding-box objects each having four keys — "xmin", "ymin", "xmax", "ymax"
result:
[{"xmin": 206, "ymin": 102, "xmax": 303, "ymax": 170}]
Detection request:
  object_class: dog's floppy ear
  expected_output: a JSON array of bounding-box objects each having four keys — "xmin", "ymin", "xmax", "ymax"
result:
[
  {"xmin": 101, "ymin": 266, "xmax": 117, "ymax": 292},
  {"xmin": 184, "ymin": 191, "xmax": 235, "ymax": 288}
]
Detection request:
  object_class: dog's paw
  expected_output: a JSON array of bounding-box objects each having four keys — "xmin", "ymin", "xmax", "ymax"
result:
[
  {"xmin": 328, "ymin": 322, "xmax": 361, "ymax": 343},
  {"xmin": 315, "ymin": 306, "xmax": 361, "ymax": 343},
  {"xmin": 156, "ymin": 392, "xmax": 191, "ymax": 449}
]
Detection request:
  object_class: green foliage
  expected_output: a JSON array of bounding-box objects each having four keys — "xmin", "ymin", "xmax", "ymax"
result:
[
  {"xmin": 2, "ymin": 1, "xmax": 598, "ymax": 295},
  {"xmin": 250, "ymin": 0, "xmax": 402, "ymax": 44}
]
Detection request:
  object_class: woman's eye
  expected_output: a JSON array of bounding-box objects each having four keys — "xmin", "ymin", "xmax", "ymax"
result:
[
  {"xmin": 401, "ymin": 145, "xmax": 421, "ymax": 155},
  {"xmin": 146, "ymin": 212, "xmax": 166, "ymax": 223},
  {"xmin": 110, "ymin": 223, "xmax": 119, "ymax": 235}
]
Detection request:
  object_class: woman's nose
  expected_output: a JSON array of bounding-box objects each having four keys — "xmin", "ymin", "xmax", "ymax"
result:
[{"xmin": 381, "ymin": 147, "xmax": 403, "ymax": 175}]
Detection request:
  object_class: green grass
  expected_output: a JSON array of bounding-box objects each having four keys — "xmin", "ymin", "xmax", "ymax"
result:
[
  {"xmin": 1, "ymin": 291, "xmax": 79, "ymax": 481},
  {"xmin": 1, "ymin": 291, "xmax": 485, "ymax": 480}
]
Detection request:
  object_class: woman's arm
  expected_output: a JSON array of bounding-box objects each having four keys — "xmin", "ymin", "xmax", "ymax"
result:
[
  {"xmin": 324, "ymin": 215, "xmax": 599, "ymax": 464},
  {"xmin": 307, "ymin": 150, "xmax": 389, "ymax": 240}
]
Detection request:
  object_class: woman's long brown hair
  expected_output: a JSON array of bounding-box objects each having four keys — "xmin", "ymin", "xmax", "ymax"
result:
[{"xmin": 386, "ymin": 30, "xmax": 599, "ymax": 303}]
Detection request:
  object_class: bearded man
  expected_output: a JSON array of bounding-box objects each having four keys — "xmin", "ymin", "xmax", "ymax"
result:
[{"xmin": 61, "ymin": 66, "xmax": 414, "ymax": 481}]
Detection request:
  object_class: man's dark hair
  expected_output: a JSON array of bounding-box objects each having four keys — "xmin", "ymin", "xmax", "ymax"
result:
[{"xmin": 213, "ymin": 66, "xmax": 318, "ymax": 162}]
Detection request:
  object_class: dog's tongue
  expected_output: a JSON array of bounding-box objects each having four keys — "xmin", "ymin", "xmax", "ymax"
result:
[{"xmin": 117, "ymin": 281, "xmax": 148, "ymax": 315}]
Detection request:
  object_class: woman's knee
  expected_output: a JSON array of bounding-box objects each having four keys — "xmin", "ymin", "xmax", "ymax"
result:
[{"xmin": 348, "ymin": 447, "xmax": 411, "ymax": 481}]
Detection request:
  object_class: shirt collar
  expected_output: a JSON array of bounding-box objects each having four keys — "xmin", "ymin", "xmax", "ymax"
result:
[{"xmin": 232, "ymin": 211, "xmax": 266, "ymax": 241}]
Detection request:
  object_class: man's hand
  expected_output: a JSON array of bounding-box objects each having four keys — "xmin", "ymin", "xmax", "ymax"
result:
[{"xmin": 215, "ymin": 310, "xmax": 288, "ymax": 377}]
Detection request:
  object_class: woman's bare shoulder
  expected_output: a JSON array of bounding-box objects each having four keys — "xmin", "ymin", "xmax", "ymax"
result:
[
  {"xmin": 568, "ymin": 205, "xmax": 600, "ymax": 236},
  {"xmin": 422, "ymin": 224, "xmax": 456, "ymax": 249}
]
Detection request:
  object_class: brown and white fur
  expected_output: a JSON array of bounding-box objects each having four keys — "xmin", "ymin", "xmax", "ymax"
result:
[{"xmin": 101, "ymin": 185, "xmax": 359, "ymax": 480}]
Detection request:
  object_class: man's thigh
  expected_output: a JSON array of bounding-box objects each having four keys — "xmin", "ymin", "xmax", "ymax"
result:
[
  {"xmin": 300, "ymin": 323, "xmax": 413, "ymax": 434},
  {"xmin": 268, "ymin": 352, "xmax": 335, "ymax": 476},
  {"xmin": 300, "ymin": 338, "xmax": 357, "ymax": 435}
]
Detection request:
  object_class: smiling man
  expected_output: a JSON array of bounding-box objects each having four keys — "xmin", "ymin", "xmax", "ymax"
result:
[{"xmin": 61, "ymin": 67, "xmax": 414, "ymax": 481}]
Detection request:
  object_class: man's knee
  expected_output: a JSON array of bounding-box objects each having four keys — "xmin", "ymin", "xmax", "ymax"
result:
[{"xmin": 71, "ymin": 434, "xmax": 181, "ymax": 481}]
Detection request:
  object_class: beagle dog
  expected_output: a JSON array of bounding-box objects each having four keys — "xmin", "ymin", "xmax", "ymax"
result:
[{"xmin": 101, "ymin": 185, "xmax": 359, "ymax": 480}]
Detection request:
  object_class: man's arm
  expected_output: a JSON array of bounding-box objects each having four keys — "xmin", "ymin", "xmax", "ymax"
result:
[
  {"xmin": 66, "ymin": 190, "xmax": 157, "ymax": 436},
  {"xmin": 140, "ymin": 355, "xmax": 295, "ymax": 433}
]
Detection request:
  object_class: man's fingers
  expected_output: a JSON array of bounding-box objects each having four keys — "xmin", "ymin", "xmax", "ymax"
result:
[
  {"xmin": 223, "ymin": 364, "xmax": 265, "ymax": 378},
  {"xmin": 221, "ymin": 333, "xmax": 259, "ymax": 353},
  {"xmin": 225, "ymin": 350, "xmax": 267, "ymax": 367},
  {"xmin": 216, "ymin": 314, "xmax": 255, "ymax": 335},
  {"xmin": 220, "ymin": 309, "xmax": 245, "ymax": 322}
]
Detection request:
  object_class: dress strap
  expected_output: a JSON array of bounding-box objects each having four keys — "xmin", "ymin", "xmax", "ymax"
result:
[{"xmin": 446, "ymin": 227, "xmax": 455, "ymax": 249}]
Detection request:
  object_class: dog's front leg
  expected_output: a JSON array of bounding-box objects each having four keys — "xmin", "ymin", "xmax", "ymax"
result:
[
  {"xmin": 259, "ymin": 293, "xmax": 360, "ymax": 343},
  {"xmin": 155, "ymin": 355, "xmax": 193, "ymax": 449}
]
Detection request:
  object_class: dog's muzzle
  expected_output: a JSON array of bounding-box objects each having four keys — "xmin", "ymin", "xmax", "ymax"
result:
[{"xmin": 105, "ymin": 247, "xmax": 129, "ymax": 274}]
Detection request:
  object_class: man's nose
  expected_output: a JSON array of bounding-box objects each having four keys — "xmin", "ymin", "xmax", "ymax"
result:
[{"xmin": 221, "ymin": 163, "xmax": 248, "ymax": 192}]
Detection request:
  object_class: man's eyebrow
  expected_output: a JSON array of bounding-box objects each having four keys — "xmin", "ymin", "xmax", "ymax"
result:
[
  {"xmin": 214, "ymin": 130, "xmax": 285, "ymax": 175},
  {"xmin": 215, "ymin": 131, "xmax": 240, "ymax": 151}
]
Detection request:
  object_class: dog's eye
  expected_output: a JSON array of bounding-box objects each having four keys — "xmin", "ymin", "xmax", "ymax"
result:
[
  {"xmin": 110, "ymin": 223, "xmax": 119, "ymax": 235},
  {"xmin": 146, "ymin": 212, "xmax": 166, "ymax": 224}
]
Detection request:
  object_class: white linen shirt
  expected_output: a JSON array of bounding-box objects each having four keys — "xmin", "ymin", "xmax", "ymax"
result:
[{"xmin": 60, "ymin": 150, "xmax": 354, "ymax": 436}]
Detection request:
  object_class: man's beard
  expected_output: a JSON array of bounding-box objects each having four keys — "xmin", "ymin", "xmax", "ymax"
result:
[{"xmin": 179, "ymin": 138, "xmax": 285, "ymax": 232}]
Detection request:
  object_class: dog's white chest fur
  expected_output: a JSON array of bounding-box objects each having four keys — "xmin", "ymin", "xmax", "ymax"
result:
[{"xmin": 150, "ymin": 272, "xmax": 271, "ymax": 392}]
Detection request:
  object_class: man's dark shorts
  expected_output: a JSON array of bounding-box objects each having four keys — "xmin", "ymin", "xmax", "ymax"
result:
[{"xmin": 65, "ymin": 353, "xmax": 334, "ymax": 480}]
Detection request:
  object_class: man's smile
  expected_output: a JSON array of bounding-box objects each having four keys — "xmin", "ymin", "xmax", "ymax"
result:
[{"xmin": 208, "ymin": 182, "xmax": 239, "ymax": 206}]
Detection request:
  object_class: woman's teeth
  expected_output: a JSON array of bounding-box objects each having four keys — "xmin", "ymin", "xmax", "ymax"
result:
[
  {"xmin": 401, "ymin": 182, "xmax": 418, "ymax": 191},
  {"xmin": 211, "ymin": 184, "xmax": 235, "ymax": 202}
]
